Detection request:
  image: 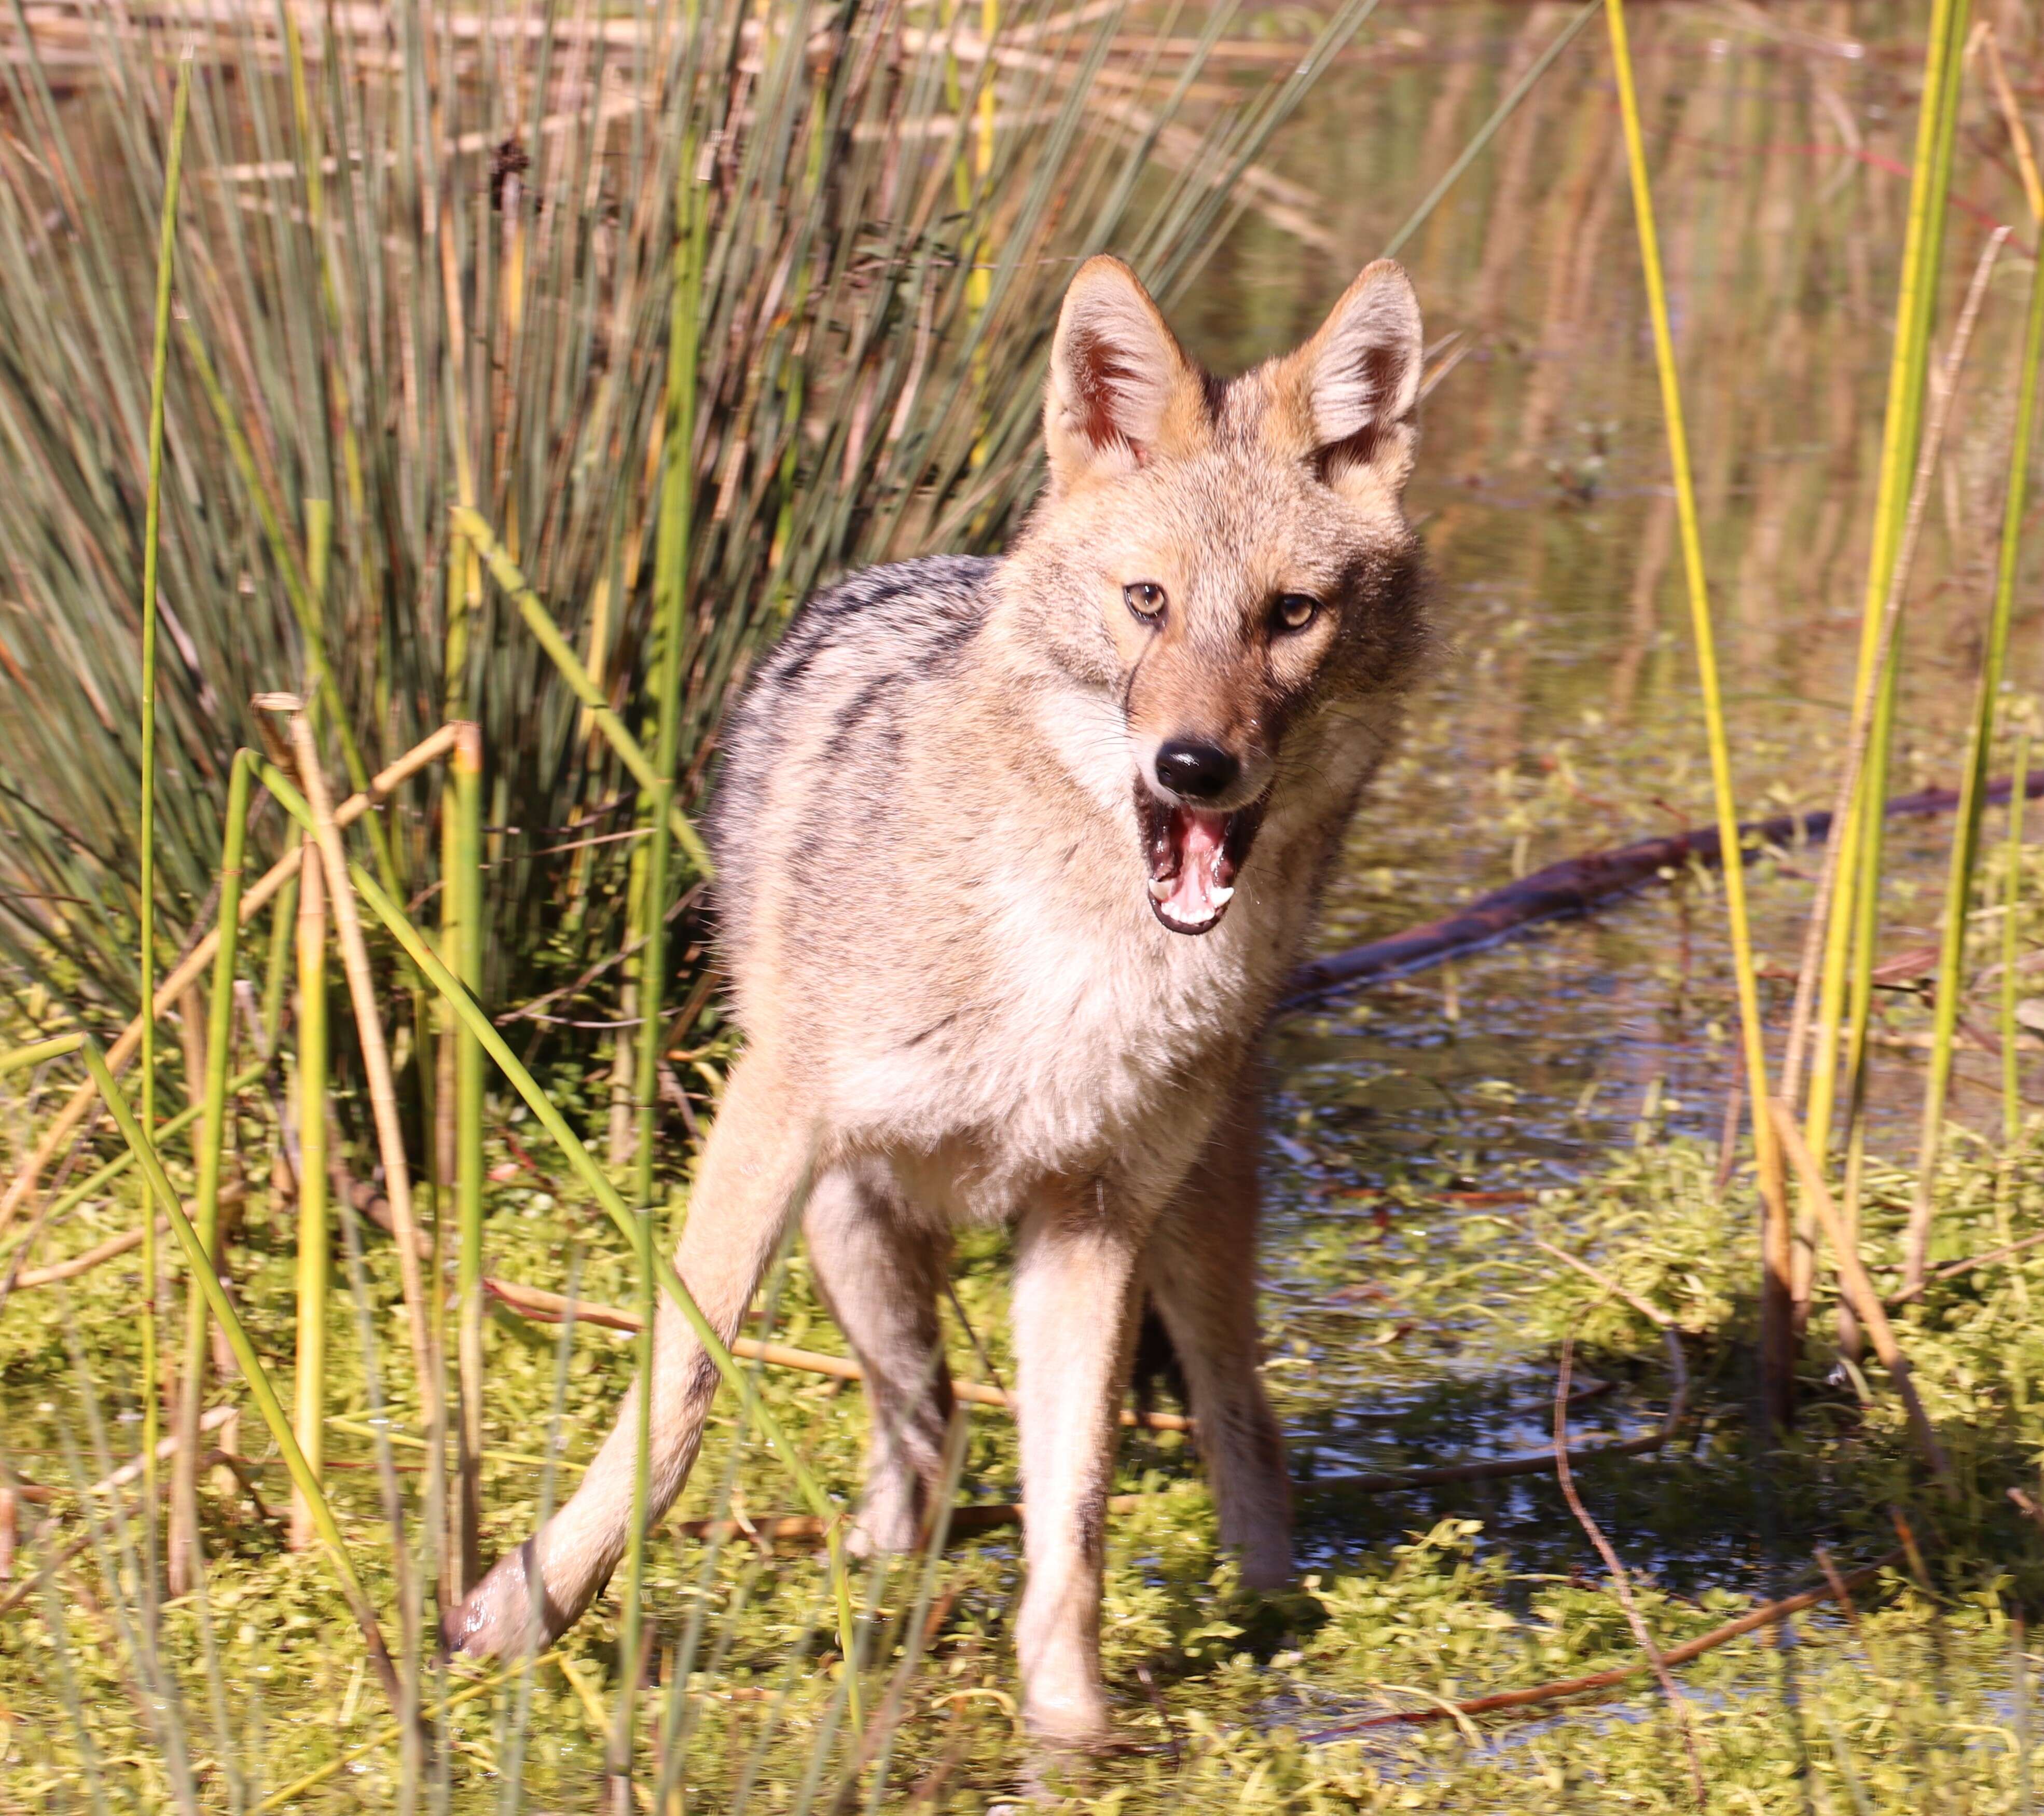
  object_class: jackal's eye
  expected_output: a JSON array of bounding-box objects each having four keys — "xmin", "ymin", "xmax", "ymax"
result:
[
  {"xmin": 1124, "ymin": 581, "xmax": 1168, "ymax": 622},
  {"xmin": 1272, "ymin": 593, "xmax": 1321, "ymax": 634}
]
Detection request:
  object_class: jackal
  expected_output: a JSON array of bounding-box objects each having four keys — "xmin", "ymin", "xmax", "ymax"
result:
[{"xmin": 449, "ymin": 254, "xmax": 1430, "ymax": 1744}]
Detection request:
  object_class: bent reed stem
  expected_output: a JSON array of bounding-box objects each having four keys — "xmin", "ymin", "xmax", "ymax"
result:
[
  {"xmin": 272, "ymin": 706, "xmax": 438, "ymax": 1427},
  {"xmin": 0, "ymin": 725, "xmax": 461, "ymax": 1237},
  {"xmin": 452, "ymin": 506, "xmax": 714, "ymax": 880}
]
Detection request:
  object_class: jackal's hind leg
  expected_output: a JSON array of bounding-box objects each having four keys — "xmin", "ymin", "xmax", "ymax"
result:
[
  {"xmin": 446, "ymin": 1053, "xmax": 810, "ymax": 1658},
  {"xmin": 805, "ymin": 1162, "xmax": 955, "ymax": 1554},
  {"xmin": 1144, "ymin": 1089, "xmax": 1291, "ymax": 1590}
]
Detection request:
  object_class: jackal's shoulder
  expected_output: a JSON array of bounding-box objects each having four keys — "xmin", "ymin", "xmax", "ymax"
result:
[
  {"xmin": 754, "ymin": 554, "xmax": 997, "ymax": 699},
  {"xmin": 708, "ymin": 554, "xmax": 999, "ymax": 923}
]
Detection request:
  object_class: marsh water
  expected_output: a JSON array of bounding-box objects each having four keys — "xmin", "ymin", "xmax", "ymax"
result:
[{"xmin": 1171, "ymin": 2, "xmax": 2044, "ymax": 1570}]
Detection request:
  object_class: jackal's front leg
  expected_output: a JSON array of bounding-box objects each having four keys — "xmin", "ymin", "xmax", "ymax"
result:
[
  {"xmin": 446, "ymin": 1055, "xmax": 810, "ymax": 1657},
  {"xmin": 1011, "ymin": 1189, "xmax": 1148, "ymax": 1745}
]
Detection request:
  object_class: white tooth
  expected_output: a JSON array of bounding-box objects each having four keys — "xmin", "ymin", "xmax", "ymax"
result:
[
  {"xmin": 1149, "ymin": 877, "xmax": 1174, "ymax": 902},
  {"xmin": 1209, "ymin": 884, "xmax": 1234, "ymax": 907}
]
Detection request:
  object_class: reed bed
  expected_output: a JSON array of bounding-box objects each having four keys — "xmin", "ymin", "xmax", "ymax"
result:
[{"xmin": 7, "ymin": 0, "xmax": 2044, "ymax": 1808}]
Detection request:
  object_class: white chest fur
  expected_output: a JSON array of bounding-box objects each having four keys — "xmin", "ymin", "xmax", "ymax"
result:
[{"xmin": 832, "ymin": 816, "xmax": 1303, "ymax": 1222}]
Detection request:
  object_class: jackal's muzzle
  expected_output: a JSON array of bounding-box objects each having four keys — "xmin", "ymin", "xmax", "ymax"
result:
[{"xmin": 1137, "ymin": 784, "xmax": 1265, "ymax": 935}]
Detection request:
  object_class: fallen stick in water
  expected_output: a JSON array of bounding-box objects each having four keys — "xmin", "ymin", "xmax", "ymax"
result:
[
  {"xmin": 1295, "ymin": 1549, "xmax": 1903, "ymax": 1739},
  {"xmin": 1280, "ymin": 768, "xmax": 2044, "ymax": 1009},
  {"xmin": 483, "ymin": 1276, "xmax": 1194, "ymax": 1433}
]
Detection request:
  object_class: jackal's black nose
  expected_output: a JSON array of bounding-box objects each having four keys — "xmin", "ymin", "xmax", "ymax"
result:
[{"xmin": 1155, "ymin": 739, "xmax": 1240, "ymax": 802}]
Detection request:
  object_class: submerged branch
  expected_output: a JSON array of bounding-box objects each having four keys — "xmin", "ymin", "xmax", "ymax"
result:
[{"xmin": 1280, "ymin": 767, "xmax": 2044, "ymax": 1011}]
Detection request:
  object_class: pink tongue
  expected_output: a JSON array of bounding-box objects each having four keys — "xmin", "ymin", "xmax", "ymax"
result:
[{"xmin": 1162, "ymin": 809, "xmax": 1230, "ymax": 924}]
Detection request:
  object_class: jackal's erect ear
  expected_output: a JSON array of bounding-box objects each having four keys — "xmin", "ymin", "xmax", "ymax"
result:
[
  {"xmin": 1044, "ymin": 255, "xmax": 1207, "ymax": 494},
  {"xmin": 1285, "ymin": 259, "xmax": 1424, "ymax": 497}
]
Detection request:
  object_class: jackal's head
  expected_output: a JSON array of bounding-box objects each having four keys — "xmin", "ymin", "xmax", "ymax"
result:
[{"xmin": 1008, "ymin": 255, "xmax": 1428, "ymax": 935}]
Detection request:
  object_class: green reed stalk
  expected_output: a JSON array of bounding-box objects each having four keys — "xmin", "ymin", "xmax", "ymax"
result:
[
  {"xmin": 1784, "ymin": 227, "xmax": 2005, "ymax": 1337},
  {"xmin": 169, "ymin": 749, "xmax": 254, "ymax": 1594},
  {"xmin": 1907, "ymin": 246, "xmax": 2044, "ymax": 1287},
  {"xmin": 0, "ymin": 1033, "xmax": 84, "ymax": 1076},
  {"xmin": 1994, "ymin": 746, "xmax": 2038, "ymax": 1360},
  {"xmin": 258, "ymin": 873, "xmax": 298, "ymax": 1058},
  {"xmin": 2006, "ymin": 732, "xmax": 2031, "ymax": 1148},
  {"xmin": 290, "ymin": 833, "xmax": 330, "ymax": 1554},
  {"xmin": 1382, "ymin": 0, "xmax": 1598, "ymax": 259},
  {"xmin": 615, "ymin": 125, "xmax": 707, "ymax": 1798},
  {"xmin": 257, "ymin": 766, "xmax": 863, "ymax": 1700},
  {"xmin": 1847, "ymin": 0, "xmax": 1970, "ymax": 1259},
  {"xmin": 137, "ymin": 53, "xmax": 193, "ymax": 1547},
  {"xmin": 450, "ymin": 507, "xmax": 714, "ymax": 878},
  {"xmin": 1804, "ymin": 0, "xmax": 1968, "ymax": 1160},
  {"xmin": 80, "ymin": 1040, "xmax": 402, "ymax": 1714},
  {"xmin": 454, "ymin": 722, "xmax": 485, "ymax": 1590},
  {"xmin": 1604, "ymin": 0, "xmax": 1792, "ymax": 1418}
]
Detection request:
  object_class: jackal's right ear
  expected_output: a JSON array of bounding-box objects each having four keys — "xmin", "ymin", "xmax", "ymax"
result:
[{"xmin": 1044, "ymin": 255, "xmax": 1206, "ymax": 494}]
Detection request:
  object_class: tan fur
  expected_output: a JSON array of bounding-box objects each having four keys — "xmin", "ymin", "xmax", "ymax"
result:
[{"xmin": 448, "ymin": 255, "xmax": 1430, "ymax": 1746}]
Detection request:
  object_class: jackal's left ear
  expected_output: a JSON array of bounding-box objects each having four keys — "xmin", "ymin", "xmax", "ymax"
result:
[
  {"xmin": 1044, "ymin": 255, "xmax": 1207, "ymax": 494},
  {"xmin": 1290, "ymin": 260, "xmax": 1424, "ymax": 497}
]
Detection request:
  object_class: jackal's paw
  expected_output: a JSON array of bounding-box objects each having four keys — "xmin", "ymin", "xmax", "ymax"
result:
[
  {"xmin": 846, "ymin": 1479, "xmax": 922, "ymax": 1558},
  {"xmin": 443, "ymin": 1540, "xmax": 570, "ymax": 1659},
  {"xmin": 1237, "ymin": 1534, "xmax": 1295, "ymax": 1593},
  {"xmin": 1020, "ymin": 1678, "xmax": 1114, "ymax": 1752}
]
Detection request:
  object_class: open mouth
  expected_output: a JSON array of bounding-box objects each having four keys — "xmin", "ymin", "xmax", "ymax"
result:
[{"xmin": 1137, "ymin": 786, "xmax": 1266, "ymax": 935}]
